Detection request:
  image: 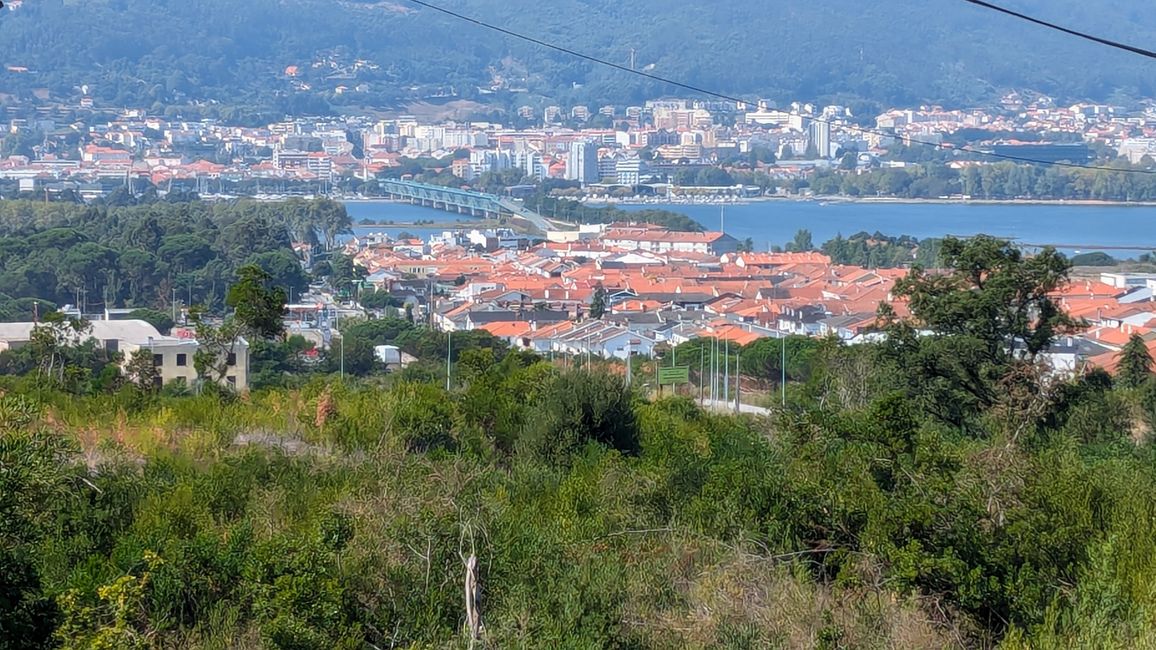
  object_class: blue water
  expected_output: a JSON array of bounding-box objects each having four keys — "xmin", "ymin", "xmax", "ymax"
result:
[
  {"xmin": 344, "ymin": 200, "xmax": 482, "ymax": 242},
  {"xmin": 343, "ymin": 200, "xmax": 1156, "ymax": 255}
]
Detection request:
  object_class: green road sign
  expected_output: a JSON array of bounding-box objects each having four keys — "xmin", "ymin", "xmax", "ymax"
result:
[{"xmin": 658, "ymin": 366, "xmax": 690, "ymax": 385}]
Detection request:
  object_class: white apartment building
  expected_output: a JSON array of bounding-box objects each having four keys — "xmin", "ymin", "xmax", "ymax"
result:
[
  {"xmin": 566, "ymin": 140, "xmax": 599, "ymax": 185},
  {"xmin": 0, "ymin": 319, "xmax": 249, "ymax": 391}
]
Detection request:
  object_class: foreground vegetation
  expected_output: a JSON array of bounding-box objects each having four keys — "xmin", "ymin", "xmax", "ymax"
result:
[{"xmin": 9, "ymin": 237, "xmax": 1156, "ymax": 648}]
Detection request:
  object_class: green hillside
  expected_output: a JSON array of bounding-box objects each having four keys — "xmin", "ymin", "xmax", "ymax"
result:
[{"xmin": 0, "ymin": 0, "xmax": 1153, "ymax": 115}]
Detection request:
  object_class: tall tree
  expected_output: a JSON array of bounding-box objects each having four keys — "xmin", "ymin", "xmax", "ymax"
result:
[
  {"xmin": 786, "ymin": 229, "xmax": 814, "ymax": 252},
  {"xmin": 882, "ymin": 235, "xmax": 1078, "ymax": 427},
  {"xmin": 225, "ymin": 264, "xmax": 287, "ymax": 341},
  {"xmin": 1117, "ymin": 333, "xmax": 1153, "ymax": 388}
]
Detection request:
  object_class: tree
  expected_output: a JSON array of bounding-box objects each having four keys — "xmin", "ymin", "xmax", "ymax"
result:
[
  {"xmin": 308, "ymin": 199, "xmax": 352, "ymax": 250},
  {"xmin": 0, "ymin": 423, "xmax": 75, "ymax": 649},
  {"xmin": 29, "ymin": 313, "xmax": 91, "ymax": 384},
  {"xmin": 736, "ymin": 237, "xmax": 755, "ymax": 253},
  {"xmin": 328, "ymin": 253, "xmax": 366, "ymax": 294},
  {"xmin": 124, "ymin": 349, "xmax": 160, "ymax": 392},
  {"xmin": 226, "ymin": 264, "xmax": 287, "ymax": 341},
  {"xmin": 590, "ymin": 285, "xmax": 608, "ymax": 320},
  {"xmin": 128, "ymin": 308, "xmax": 174, "ymax": 334},
  {"xmin": 521, "ymin": 370, "xmax": 638, "ymax": 461},
  {"xmin": 1117, "ymin": 333, "xmax": 1153, "ymax": 388},
  {"xmin": 245, "ymin": 250, "xmax": 309, "ymax": 298},
  {"xmin": 190, "ymin": 312, "xmax": 244, "ymax": 389},
  {"xmin": 883, "ymin": 235, "xmax": 1078, "ymax": 427},
  {"xmin": 785, "ymin": 229, "xmax": 814, "ymax": 252},
  {"xmin": 360, "ymin": 290, "xmax": 402, "ymax": 311}
]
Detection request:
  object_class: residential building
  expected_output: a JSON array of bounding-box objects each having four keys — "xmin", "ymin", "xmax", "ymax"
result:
[
  {"xmin": 808, "ymin": 119, "xmax": 832, "ymax": 158},
  {"xmin": 566, "ymin": 140, "xmax": 599, "ymax": 185},
  {"xmin": 0, "ymin": 319, "xmax": 249, "ymax": 390}
]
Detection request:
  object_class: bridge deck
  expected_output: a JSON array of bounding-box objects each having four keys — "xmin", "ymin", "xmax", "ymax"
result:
[{"xmin": 379, "ymin": 179, "xmax": 554, "ymax": 233}]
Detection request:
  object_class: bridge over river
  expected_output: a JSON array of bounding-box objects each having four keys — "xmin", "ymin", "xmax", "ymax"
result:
[{"xmin": 379, "ymin": 179, "xmax": 557, "ymax": 233}]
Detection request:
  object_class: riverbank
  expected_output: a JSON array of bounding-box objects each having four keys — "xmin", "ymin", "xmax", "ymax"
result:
[
  {"xmin": 343, "ymin": 197, "xmax": 1156, "ymax": 255},
  {"xmin": 817, "ymin": 196, "xmax": 1156, "ymax": 207},
  {"xmin": 354, "ymin": 219, "xmax": 502, "ymax": 229},
  {"xmin": 593, "ymin": 195, "xmax": 1156, "ymax": 208}
]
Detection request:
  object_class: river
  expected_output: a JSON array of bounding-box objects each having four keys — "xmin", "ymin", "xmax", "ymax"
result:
[{"xmin": 343, "ymin": 199, "xmax": 1156, "ymax": 255}]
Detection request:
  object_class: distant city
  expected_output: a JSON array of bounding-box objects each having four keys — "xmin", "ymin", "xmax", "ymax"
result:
[{"xmin": 3, "ymin": 92, "xmax": 1155, "ymax": 202}]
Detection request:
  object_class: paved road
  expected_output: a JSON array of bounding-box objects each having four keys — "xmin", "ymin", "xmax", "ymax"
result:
[{"xmin": 495, "ymin": 197, "xmax": 557, "ymax": 234}]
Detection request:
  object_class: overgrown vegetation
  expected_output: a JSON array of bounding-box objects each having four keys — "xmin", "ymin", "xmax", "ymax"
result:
[{"xmin": 6, "ymin": 235, "xmax": 1156, "ymax": 648}]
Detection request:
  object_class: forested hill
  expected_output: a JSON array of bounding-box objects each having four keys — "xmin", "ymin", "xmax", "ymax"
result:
[{"xmin": 1, "ymin": 0, "xmax": 1155, "ymax": 116}]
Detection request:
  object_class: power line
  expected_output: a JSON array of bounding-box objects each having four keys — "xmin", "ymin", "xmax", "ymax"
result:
[
  {"xmin": 960, "ymin": 0, "xmax": 1156, "ymax": 61},
  {"xmin": 404, "ymin": 0, "xmax": 1156, "ymax": 176}
]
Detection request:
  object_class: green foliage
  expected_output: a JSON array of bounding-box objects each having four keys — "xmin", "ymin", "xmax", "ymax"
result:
[
  {"xmin": 523, "ymin": 193, "xmax": 704, "ymax": 232},
  {"xmin": 0, "ymin": 199, "xmax": 314, "ymax": 315},
  {"xmin": 785, "ymin": 228, "xmax": 814, "ymax": 253},
  {"xmin": 8, "ymin": 245, "xmax": 1156, "ymax": 649},
  {"xmin": 1070, "ymin": 251, "xmax": 1118, "ymax": 267},
  {"xmin": 883, "ymin": 235, "xmax": 1077, "ymax": 428},
  {"xmin": 358, "ymin": 290, "xmax": 403, "ymax": 311},
  {"xmin": 125, "ymin": 309, "xmax": 174, "ymax": 335},
  {"xmin": 0, "ymin": 423, "xmax": 75, "ymax": 649},
  {"xmin": 5, "ymin": 0, "xmax": 1156, "ymax": 112},
  {"xmin": 226, "ymin": 264, "xmax": 288, "ymax": 341},
  {"xmin": 1117, "ymin": 334, "xmax": 1153, "ymax": 389},
  {"xmin": 590, "ymin": 285, "xmax": 608, "ymax": 319},
  {"xmin": 521, "ymin": 370, "xmax": 638, "ymax": 462},
  {"xmin": 739, "ymin": 336, "xmax": 823, "ymax": 384},
  {"xmin": 822, "ymin": 231, "xmax": 924, "ymax": 268}
]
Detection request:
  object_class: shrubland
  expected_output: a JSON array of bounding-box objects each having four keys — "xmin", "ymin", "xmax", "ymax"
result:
[{"xmin": 5, "ymin": 236, "xmax": 1156, "ymax": 648}]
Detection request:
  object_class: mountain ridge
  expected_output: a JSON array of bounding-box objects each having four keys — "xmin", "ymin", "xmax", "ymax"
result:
[{"xmin": 0, "ymin": 0, "xmax": 1154, "ymax": 117}]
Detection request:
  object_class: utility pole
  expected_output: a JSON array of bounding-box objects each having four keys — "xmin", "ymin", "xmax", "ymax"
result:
[
  {"xmin": 711, "ymin": 337, "xmax": 718, "ymax": 404},
  {"xmin": 735, "ymin": 345, "xmax": 741, "ymax": 413},
  {"xmin": 723, "ymin": 339, "xmax": 729, "ymax": 407},
  {"xmin": 708, "ymin": 338, "xmax": 715, "ymax": 404},
  {"xmin": 339, "ymin": 334, "xmax": 345, "ymax": 380},
  {"xmin": 654, "ymin": 350, "xmax": 659, "ymax": 398},
  {"xmin": 698, "ymin": 344, "xmax": 705, "ymax": 405},
  {"xmin": 781, "ymin": 334, "xmax": 787, "ymax": 407},
  {"xmin": 446, "ymin": 331, "xmax": 452, "ymax": 391},
  {"xmin": 624, "ymin": 338, "xmax": 631, "ymax": 388}
]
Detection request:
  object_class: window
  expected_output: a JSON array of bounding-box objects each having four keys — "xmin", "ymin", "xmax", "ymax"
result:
[
  {"xmin": 227, "ymin": 353, "xmax": 237, "ymax": 366},
  {"xmin": 176, "ymin": 353, "xmax": 187, "ymax": 367},
  {"xmin": 226, "ymin": 375, "xmax": 236, "ymax": 387},
  {"xmin": 153, "ymin": 354, "xmax": 163, "ymax": 367}
]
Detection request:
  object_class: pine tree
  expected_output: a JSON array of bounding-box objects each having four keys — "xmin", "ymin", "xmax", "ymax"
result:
[{"xmin": 1117, "ymin": 333, "xmax": 1153, "ymax": 388}]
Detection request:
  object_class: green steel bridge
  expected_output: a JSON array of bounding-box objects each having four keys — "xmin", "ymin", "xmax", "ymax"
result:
[{"xmin": 378, "ymin": 179, "xmax": 556, "ymax": 233}]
